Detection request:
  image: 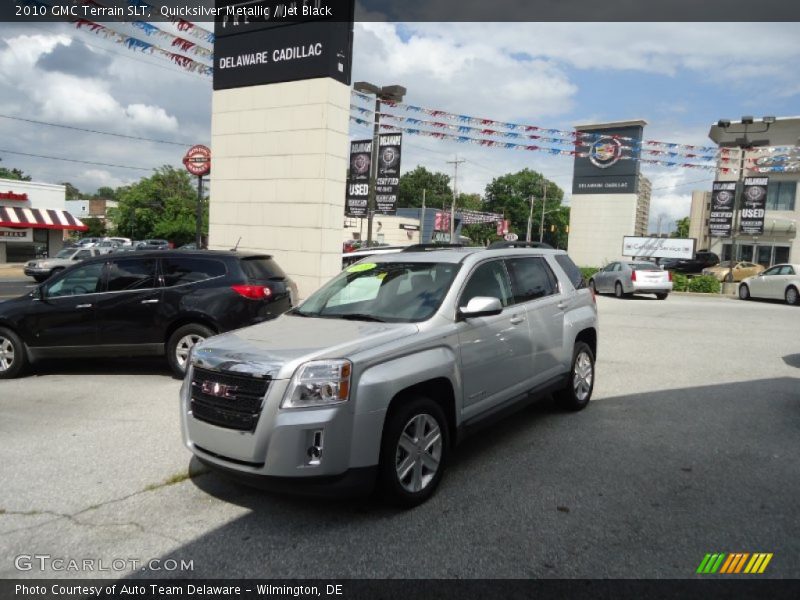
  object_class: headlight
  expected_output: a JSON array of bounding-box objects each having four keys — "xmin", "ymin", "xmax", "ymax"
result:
[{"xmin": 281, "ymin": 360, "xmax": 352, "ymax": 408}]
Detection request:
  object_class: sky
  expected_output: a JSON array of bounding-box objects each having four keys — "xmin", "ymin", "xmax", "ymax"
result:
[{"xmin": 0, "ymin": 21, "xmax": 798, "ymax": 232}]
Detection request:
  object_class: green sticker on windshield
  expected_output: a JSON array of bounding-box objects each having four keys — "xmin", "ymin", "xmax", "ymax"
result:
[{"xmin": 346, "ymin": 262, "xmax": 377, "ymax": 273}]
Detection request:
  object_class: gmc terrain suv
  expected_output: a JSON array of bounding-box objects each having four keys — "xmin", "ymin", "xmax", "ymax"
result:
[
  {"xmin": 181, "ymin": 246, "xmax": 599, "ymax": 506},
  {"xmin": 0, "ymin": 251, "xmax": 296, "ymax": 379}
]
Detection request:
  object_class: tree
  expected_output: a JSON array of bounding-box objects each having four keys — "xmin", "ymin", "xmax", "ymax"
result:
[
  {"xmin": 110, "ymin": 166, "xmax": 206, "ymax": 245},
  {"xmin": 82, "ymin": 217, "xmax": 107, "ymax": 238},
  {"xmin": 92, "ymin": 186, "xmax": 117, "ymax": 201},
  {"xmin": 398, "ymin": 166, "xmax": 452, "ymax": 209},
  {"xmin": 483, "ymin": 168, "xmax": 567, "ymax": 247},
  {"xmin": 0, "ymin": 159, "xmax": 32, "ymax": 181},
  {"xmin": 673, "ymin": 216, "xmax": 690, "ymax": 239},
  {"xmin": 61, "ymin": 182, "xmax": 82, "ymax": 200}
]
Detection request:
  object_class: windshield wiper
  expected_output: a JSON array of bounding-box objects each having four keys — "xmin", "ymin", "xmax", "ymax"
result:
[
  {"xmin": 327, "ymin": 313, "xmax": 387, "ymax": 322},
  {"xmin": 287, "ymin": 309, "xmax": 314, "ymax": 317}
]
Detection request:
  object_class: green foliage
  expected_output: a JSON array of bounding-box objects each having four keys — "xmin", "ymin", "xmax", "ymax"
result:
[
  {"xmin": 92, "ymin": 186, "xmax": 117, "ymax": 201},
  {"xmin": 110, "ymin": 166, "xmax": 206, "ymax": 245},
  {"xmin": 61, "ymin": 182, "xmax": 81, "ymax": 200},
  {"xmin": 670, "ymin": 271, "xmax": 689, "ymax": 292},
  {"xmin": 82, "ymin": 217, "xmax": 107, "ymax": 238},
  {"xmin": 580, "ymin": 267, "xmax": 599, "ymax": 281},
  {"xmin": 483, "ymin": 168, "xmax": 568, "ymax": 248},
  {"xmin": 0, "ymin": 160, "xmax": 32, "ymax": 181},
  {"xmin": 687, "ymin": 275, "xmax": 721, "ymax": 294},
  {"xmin": 673, "ymin": 216, "xmax": 690, "ymax": 239},
  {"xmin": 398, "ymin": 166, "xmax": 452, "ymax": 210}
]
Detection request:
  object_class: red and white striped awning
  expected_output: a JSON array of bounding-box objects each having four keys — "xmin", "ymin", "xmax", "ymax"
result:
[{"xmin": 0, "ymin": 206, "xmax": 88, "ymax": 231}]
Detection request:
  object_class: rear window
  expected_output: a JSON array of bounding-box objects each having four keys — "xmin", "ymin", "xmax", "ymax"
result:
[
  {"xmin": 554, "ymin": 254, "xmax": 586, "ymax": 290},
  {"xmin": 630, "ymin": 262, "xmax": 661, "ymax": 270},
  {"xmin": 162, "ymin": 257, "xmax": 226, "ymax": 286},
  {"xmin": 240, "ymin": 256, "xmax": 286, "ymax": 280}
]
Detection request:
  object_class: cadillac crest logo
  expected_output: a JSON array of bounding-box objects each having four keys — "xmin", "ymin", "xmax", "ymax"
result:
[
  {"xmin": 589, "ymin": 138, "xmax": 623, "ymax": 169},
  {"xmin": 715, "ymin": 190, "xmax": 733, "ymax": 206}
]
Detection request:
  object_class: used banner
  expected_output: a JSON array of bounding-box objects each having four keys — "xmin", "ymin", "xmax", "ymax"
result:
[
  {"xmin": 740, "ymin": 177, "xmax": 768, "ymax": 235},
  {"xmin": 709, "ymin": 181, "xmax": 736, "ymax": 237},
  {"xmin": 375, "ymin": 133, "xmax": 402, "ymax": 215},
  {"xmin": 345, "ymin": 139, "xmax": 371, "ymax": 218}
]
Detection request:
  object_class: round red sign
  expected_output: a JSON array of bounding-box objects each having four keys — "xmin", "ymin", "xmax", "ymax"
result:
[{"xmin": 183, "ymin": 144, "xmax": 211, "ymax": 176}]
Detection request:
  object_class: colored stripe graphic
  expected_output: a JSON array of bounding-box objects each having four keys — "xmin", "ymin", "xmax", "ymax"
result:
[{"xmin": 699, "ymin": 553, "xmax": 773, "ymax": 574}]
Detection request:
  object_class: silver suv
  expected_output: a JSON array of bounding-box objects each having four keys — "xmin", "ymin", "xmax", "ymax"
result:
[{"xmin": 181, "ymin": 246, "xmax": 598, "ymax": 506}]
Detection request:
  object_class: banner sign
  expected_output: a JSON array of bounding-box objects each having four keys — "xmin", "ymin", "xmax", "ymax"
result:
[
  {"xmin": 740, "ymin": 177, "xmax": 768, "ymax": 235},
  {"xmin": 375, "ymin": 133, "xmax": 402, "ymax": 215},
  {"xmin": 0, "ymin": 227, "xmax": 33, "ymax": 242},
  {"xmin": 709, "ymin": 181, "xmax": 736, "ymax": 237},
  {"xmin": 345, "ymin": 139, "xmax": 371, "ymax": 218},
  {"xmin": 622, "ymin": 236, "xmax": 696, "ymax": 259},
  {"xmin": 213, "ymin": 1, "xmax": 354, "ymax": 90},
  {"xmin": 496, "ymin": 219, "xmax": 509, "ymax": 236},
  {"xmin": 572, "ymin": 124, "xmax": 643, "ymax": 195}
]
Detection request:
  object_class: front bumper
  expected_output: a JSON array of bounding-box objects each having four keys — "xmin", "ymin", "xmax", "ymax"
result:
[
  {"xmin": 180, "ymin": 367, "xmax": 386, "ymax": 486},
  {"xmin": 24, "ymin": 267, "xmax": 50, "ymax": 276}
]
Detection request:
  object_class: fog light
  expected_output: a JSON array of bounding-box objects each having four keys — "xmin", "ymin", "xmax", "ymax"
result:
[{"xmin": 306, "ymin": 429, "xmax": 324, "ymax": 466}]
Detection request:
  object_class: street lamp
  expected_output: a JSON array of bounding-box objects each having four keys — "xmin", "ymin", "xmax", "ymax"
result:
[
  {"xmin": 715, "ymin": 116, "xmax": 775, "ymax": 283},
  {"xmin": 353, "ymin": 81, "xmax": 407, "ymax": 247}
]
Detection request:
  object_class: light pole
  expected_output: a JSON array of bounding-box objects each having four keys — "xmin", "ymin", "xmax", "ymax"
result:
[
  {"xmin": 353, "ymin": 81, "xmax": 406, "ymax": 247},
  {"xmin": 716, "ymin": 116, "xmax": 775, "ymax": 283}
]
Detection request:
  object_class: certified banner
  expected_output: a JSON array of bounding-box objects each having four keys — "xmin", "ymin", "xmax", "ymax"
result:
[
  {"xmin": 345, "ymin": 139, "xmax": 371, "ymax": 218},
  {"xmin": 709, "ymin": 181, "xmax": 736, "ymax": 237},
  {"xmin": 375, "ymin": 133, "xmax": 402, "ymax": 215},
  {"xmin": 740, "ymin": 177, "xmax": 768, "ymax": 235}
]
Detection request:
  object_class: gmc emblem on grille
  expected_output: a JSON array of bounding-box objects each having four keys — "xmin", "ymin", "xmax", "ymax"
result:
[{"xmin": 200, "ymin": 380, "xmax": 238, "ymax": 399}]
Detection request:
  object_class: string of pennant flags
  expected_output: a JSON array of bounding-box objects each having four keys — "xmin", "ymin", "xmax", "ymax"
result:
[{"xmin": 124, "ymin": 0, "xmax": 216, "ymax": 43}]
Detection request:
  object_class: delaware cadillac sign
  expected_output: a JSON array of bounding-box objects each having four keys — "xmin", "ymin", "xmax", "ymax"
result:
[
  {"xmin": 740, "ymin": 177, "xmax": 768, "ymax": 235},
  {"xmin": 709, "ymin": 181, "xmax": 736, "ymax": 237}
]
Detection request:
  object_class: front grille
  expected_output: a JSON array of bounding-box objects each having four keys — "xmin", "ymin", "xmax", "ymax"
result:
[{"xmin": 190, "ymin": 367, "xmax": 271, "ymax": 431}]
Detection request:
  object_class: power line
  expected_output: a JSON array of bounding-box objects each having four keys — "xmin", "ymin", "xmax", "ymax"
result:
[
  {"xmin": 0, "ymin": 148, "xmax": 156, "ymax": 172},
  {"xmin": 0, "ymin": 114, "xmax": 194, "ymax": 147}
]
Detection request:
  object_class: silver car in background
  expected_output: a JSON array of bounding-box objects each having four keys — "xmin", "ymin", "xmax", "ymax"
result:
[
  {"xmin": 589, "ymin": 260, "xmax": 672, "ymax": 300},
  {"xmin": 739, "ymin": 263, "xmax": 800, "ymax": 305},
  {"xmin": 181, "ymin": 247, "xmax": 599, "ymax": 506}
]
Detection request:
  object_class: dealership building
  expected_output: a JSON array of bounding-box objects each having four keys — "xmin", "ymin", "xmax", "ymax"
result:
[
  {"xmin": 689, "ymin": 117, "xmax": 799, "ymax": 267},
  {"xmin": 0, "ymin": 178, "xmax": 87, "ymax": 264}
]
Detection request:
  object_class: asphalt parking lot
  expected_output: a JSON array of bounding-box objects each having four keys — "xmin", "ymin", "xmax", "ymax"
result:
[{"xmin": 0, "ymin": 293, "xmax": 798, "ymax": 579}]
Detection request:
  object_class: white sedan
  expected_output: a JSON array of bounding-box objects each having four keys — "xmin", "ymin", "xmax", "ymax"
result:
[{"xmin": 739, "ymin": 263, "xmax": 800, "ymax": 306}]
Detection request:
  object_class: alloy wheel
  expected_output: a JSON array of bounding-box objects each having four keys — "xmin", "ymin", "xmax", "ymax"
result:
[
  {"xmin": 175, "ymin": 334, "xmax": 204, "ymax": 369},
  {"xmin": 787, "ymin": 287, "xmax": 799, "ymax": 306},
  {"xmin": 0, "ymin": 336, "xmax": 14, "ymax": 372},
  {"xmin": 573, "ymin": 351, "xmax": 594, "ymax": 402},
  {"xmin": 395, "ymin": 413, "xmax": 443, "ymax": 493}
]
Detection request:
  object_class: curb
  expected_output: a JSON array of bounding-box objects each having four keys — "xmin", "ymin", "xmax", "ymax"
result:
[{"xmin": 671, "ymin": 291, "xmax": 736, "ymax": 298}]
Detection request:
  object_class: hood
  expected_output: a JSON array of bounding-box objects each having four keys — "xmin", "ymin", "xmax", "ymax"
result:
[{"xmin": 191, "ymin": 314, "xmax": 419, "ymax": 378}]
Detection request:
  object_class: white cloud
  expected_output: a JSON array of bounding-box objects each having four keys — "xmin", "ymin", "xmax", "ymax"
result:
[{"xmin": 124, "ymin": 104, "xmax": 179, "ymax": 131}]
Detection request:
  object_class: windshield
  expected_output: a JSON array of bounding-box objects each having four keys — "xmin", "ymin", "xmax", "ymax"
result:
[
  {"xmin": 293, "ymin": 261, "xmax": 460, "ymax": 323},
  {"xmin": 55, "ymin": 250, "xmax": 74, "ymax": 259}
]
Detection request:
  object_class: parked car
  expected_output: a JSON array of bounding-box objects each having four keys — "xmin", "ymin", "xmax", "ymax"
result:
[
  {"xmin": 589, "ymin": 260, "xmax": 672, "ymax": 299},
  {"xmin": 76, "ymin": 237, "xmax": 103, "ymax": 248},
  {"xmin": 739, "ymin": 264, "xmax": 800, "ymax": 305},
  {"xmin": 341, "ymin": 245, "xmax": 406, "ymax": 269},
  {"xmin": 661, "ymin": 251, "xmax": 719, "ymax": 274},
  {"xmin": 107, "ymin": 237, "xmax": 133, "ymax": 247},
  {"xmin": 96, "ymin": 239, "xmax": 121, "ymax": 254},
  {"xmin": 23, "ymin": 247, "xmax": 102, "ymax": 282},
  {"xmin": 0, "ymin": 251, "xmax": 297, "ymax": 380},
  {"xmin": 702, "ymin": 261, "xmax": 765, "ymax": 282},
  {"xmin": 137, "ymin": 239, "xmax": 170, "ymax": 251},
  {"xmin": 181, "ymin": 246, "xmax": 598, "ymax": 506}
]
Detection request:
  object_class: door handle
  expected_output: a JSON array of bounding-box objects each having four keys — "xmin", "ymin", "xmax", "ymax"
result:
[
  {"xmin": 557, "ymin": 301, "xmax": 570, "ymax": 310},
  {"xmin": 509, "ymin": 315, "xmax": 525, "ymax": 325},
  {"xmin": 76, "ymin": 304, "xmax": 92, "ymax": 309},
  {"xmin": 140, "ymin": 299, "xmax": 159, "ymax": 304}
]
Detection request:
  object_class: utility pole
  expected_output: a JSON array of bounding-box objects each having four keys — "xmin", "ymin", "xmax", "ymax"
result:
[
  {"xmin": 539, "ymin": 183, "xmax": 548, "ymax": 243},
  {"xmin": 447, "ymin": 155, "xmax": 465, "ymax": 244},
  {"xmin": 365, "ymin": 94, "xmax": 381, "ymax": 247},
  {"xmin": 526, "ymin": 194, "xmax": 535, "ymax": 242},
  {"xmin": 420, "ymin": 189, "xmax": 426, "ymax": 244}
]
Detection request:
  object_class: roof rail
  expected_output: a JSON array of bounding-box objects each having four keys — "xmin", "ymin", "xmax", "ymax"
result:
[
  {"xmin": 487, "ymin": 241, "xmax": 554, "ymax": 250},
  {"xmin": 402, "ymin": 243, "xmax": 465, "ymax": 252}
]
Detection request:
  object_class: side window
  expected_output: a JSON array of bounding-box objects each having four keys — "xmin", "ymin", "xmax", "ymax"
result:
[
  {"xmin": 613, "ymin": 263, "xmax": 623, "ymax": 272},
  {"xmin": 459, "ymin": 261, "xmax": 513, "ymax": 308},
  {"xmin": 45, "ymin": 263, "xmax": 104, "ymax": 298},
  {"xmin": 763, "ymin": 267, "xmax": 780, "ymax": 276},
  {"xmin": 779, "ymin": 266, "xmax": 794, "ymax": 275},
  {"xmin": 506, "ymin": 257, "xmax": 559, "ymax": 303},
  {"xmin": 106, "ymin": 258, "xmax": 158, "ymax": 292},
  {"xmin": 75, "ymin": 250, "xmax": 91, "ymax": 259},
  {"xmin": 162, "ymin": 257, "xmax": 226, "ymax": 287},
  {"xmin": 554, "ymin": 254, "xmax": 586, "ymax": 290}
]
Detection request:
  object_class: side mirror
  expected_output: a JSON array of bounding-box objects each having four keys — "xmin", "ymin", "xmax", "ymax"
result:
[
  {"xmin": 458, "ymin": 296, "xmax": 503, "ymax": 320},
  {"xmin": 31, "ymin": 286, "xmax": 43, "ymax": 300}
]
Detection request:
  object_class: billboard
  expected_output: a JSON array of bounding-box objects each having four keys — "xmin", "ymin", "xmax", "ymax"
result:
[
  {"xmin": 572, "ymin": 124, "xmax": 643, "ymax": 195},
  {"xmin": 709, "ymin": 181, "xmax": 736, "ymax": 237},
  {"xmin": 345, "ymin": 139, "xmax": 371, "ymax": 218},
  {"xmin": 740, "ymin": 177, "xmax": 768, "ymax": 235},
  {"xmin": 375, "ymin": 133, "xmax": 402, "ymax": 215},
  {"xmin": 213, "ymin": 1, "xmax": 354, "ymax": 90},
  {"xmin": 622, "ymin": 236, "xmax": 696, "ymax": 260}
]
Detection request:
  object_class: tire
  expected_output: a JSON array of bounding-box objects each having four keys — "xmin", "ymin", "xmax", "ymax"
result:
[
  {"xmin": 166, "ymin": 323, "xmax": 215, "ymax": 378},
  {"xmin": 0, "ymin": 327, "xmax": 28, "ymax": 379},
  {"xmin": 588, "ymin": 279, "xmax": 597, "ymax": 295},
  {"xmin": 614, "ymin": 281, "xmax": 626, "ymax": 299},
  {"xmin": 378, "ymin": 396, "xmax": 449, "ymax": 508},
  {"xmin": 655, "ymin": 293, "xmax": 668, "ymax": 300},
  {"xmin": 554, "ymin": 341, "xmax": 595, "ymax": 411},
  {"xmin": 739, "ymin": 284, "xmax": 750, "ymax": 301},
  {"xmin": 786, "ymin": 286, "xmax": 799, "ymax": 306}
]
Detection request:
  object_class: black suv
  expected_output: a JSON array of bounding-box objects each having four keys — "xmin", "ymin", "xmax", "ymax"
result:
[
  {"xmin": 661, "ymin": 251, "xmax": 720, "ymax": 274},
  {"xmin": 0, "ymin": 251, "xmax": 296, "ymax": 379}
]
